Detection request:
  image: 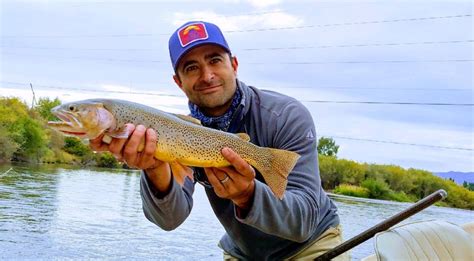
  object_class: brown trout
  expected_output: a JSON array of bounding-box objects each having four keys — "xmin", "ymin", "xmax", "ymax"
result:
[{"xmin": 47, "ymin": 99, "xmax": 300, "ymax": 199}]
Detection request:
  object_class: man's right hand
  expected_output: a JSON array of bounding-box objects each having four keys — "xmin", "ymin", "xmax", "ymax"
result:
[{"xmin": 89, "ymin": 124, "xmax": 172, "ymax": 194}]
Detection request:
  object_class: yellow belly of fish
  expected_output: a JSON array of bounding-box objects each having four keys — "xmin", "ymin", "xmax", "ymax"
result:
[{"xmin": 153, "ymin": 147, "xmax": 230, "ymax": 168}]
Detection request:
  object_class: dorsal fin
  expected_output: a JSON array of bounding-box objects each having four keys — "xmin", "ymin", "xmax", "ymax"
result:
[
  {"xmin": 173, "ymin": 114, "xmax": 201, "ymax": 125},
  {"xmin": 236, "ymin": 133, "xmax": 250, "ymax": 142}
]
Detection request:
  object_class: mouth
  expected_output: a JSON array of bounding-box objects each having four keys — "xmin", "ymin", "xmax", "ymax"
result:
[
  {"xmin": 47, "ymin": 110, "xmax": 87, "ymax": 137},
  {"xmin": 196, "ymin": 84, "xmax": 222, "ymax": 94}
]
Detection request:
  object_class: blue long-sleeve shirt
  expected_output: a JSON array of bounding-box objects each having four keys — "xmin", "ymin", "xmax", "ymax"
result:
[{"xmin": 140, "ymin": 81, "xmax": 339, "ymax": 260}]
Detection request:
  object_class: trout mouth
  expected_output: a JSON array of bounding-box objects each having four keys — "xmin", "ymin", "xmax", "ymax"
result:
[{"xmin": 47, "ymin": 110, "xmax": 88, "ymax": 137}]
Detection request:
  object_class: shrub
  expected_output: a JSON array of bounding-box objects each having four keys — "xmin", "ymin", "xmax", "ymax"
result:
[
  {"xmin": 96, "ymin": 152, "xmax": 120, "ymax": 168},
  {"xmin": 334, "ymin": 184, "xmax": 369, "ymax": 198},
  {"xmin": 361, "ymin": 178, "xmax": 391, "ymax": 199}
]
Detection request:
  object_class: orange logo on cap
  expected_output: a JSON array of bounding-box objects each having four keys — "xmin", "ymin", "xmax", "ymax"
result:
[{"xmin": 178, "ymin": 23, "xmax": 208, "ymax": 47}]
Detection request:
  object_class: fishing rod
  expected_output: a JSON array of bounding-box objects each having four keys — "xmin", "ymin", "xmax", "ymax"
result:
[{"xmin": 315, "ymin": 189, "xmax": 448, "ymax": 261}]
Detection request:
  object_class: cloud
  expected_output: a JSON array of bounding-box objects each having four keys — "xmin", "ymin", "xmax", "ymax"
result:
[
  {"xmin": 172, "ymin": 9, "xmax": 303, "ymax": 31},
  {"xmin": 246, "ymin": 0, "xmax": 281, "ymax": 9}
]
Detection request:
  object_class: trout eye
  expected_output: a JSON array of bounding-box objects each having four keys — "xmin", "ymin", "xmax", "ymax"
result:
[{"xmin": 69, "ymin": 105, "xmax": 75, "ymax": 111}]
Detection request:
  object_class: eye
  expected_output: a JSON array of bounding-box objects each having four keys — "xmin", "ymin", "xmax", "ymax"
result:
[
  {"xmin": 184, "ymin": 65, "xmax": 198, "ymax": 72},
  {"xmin": 69, "ymin": 105, "xmax": 75, "ymax": 111},
  {"xmin": 210, "ymin": 57, "xmax": 221, "ymax": 64}
]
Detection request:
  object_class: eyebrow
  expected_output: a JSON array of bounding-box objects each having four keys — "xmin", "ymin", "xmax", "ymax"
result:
[
  {"xmin": 180, "ymin": 52, "xmax": 224, "ymax": 73},
  {"xmin": 204, "ymin": 52, "xmax": 223, "ymax": 60}
]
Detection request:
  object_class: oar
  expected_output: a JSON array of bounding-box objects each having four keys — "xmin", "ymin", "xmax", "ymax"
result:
[{"xmin": 315, "ymin": 189, "xmax": 447, "ymax": 261}]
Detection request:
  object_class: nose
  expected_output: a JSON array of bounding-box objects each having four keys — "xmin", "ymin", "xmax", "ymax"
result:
[{"xmin": 200, "ymin": 65, "xmax": 215, "ymax": 83}]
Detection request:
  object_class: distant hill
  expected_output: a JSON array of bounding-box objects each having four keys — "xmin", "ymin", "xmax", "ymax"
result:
[{"xmin": 434, "ymin": 172, "xmax": 474, "ymax": 185}]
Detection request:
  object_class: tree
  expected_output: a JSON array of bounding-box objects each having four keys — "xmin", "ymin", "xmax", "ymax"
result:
[
  {"xmin": 317, "ymin": 137, "xmax": 339, "ymax": 157},
  {"xmin": 35, "ymin": 97, "xmax": 61, "ymax": 121}
]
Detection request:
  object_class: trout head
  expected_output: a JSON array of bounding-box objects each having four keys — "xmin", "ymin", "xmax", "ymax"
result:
[{"xmin": 47, "ymin": 101, "xmax": 116, "ymax": 139}]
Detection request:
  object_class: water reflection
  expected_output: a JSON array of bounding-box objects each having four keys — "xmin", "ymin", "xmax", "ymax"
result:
[{"xmin": 0, "ymin": 164, "xmax": 472, "ymax": 260}]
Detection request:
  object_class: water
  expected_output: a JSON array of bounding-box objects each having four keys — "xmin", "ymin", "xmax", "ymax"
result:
[{"xmin": 1, "ymin": 164, "xmax": 472, "ymax": 260}]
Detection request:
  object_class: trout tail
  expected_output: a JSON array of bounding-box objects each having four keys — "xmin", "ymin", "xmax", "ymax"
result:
[{"xmin": 250, "ymin": 148, "xmax": 300, "ymax": 199}]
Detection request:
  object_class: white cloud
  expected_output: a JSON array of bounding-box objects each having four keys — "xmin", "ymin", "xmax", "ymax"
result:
[
  {"xmin": 172, "ymin": 9, "xmax": 303, "ymax": 31},
  {"xmin": 246, "ymin": 0, "xmax": 281, "ymax": 8}
]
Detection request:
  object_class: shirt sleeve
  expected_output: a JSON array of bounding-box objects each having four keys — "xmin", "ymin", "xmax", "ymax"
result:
[
  {"xmin": 235, "ymin": 100, "xmax": 326, "ymax": 243},
  {"xmin": 140, "ymin": 171, "xmax": 194, "ymax": 231}
]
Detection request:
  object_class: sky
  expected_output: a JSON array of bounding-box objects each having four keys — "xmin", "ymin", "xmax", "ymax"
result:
[{"xmin": 1, "ymin": 0, "xmax": 472, "ymax": 172}]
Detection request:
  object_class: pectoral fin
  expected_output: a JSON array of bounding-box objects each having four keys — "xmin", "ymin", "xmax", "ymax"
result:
[
  {"xmin": 105, "ymin": 126, "xmax": 144, "ymax": 152},
  {"xmin": 106, "ymin": 125, "xmax": 132, "ymax": 139},
  {"xmin": 170, "ymin": 162, "xmax": 194, "ymax": 186},
  {"xmin": 236, "ymin": 133, "xmax": 250, "ymax": 142},
  {"xmin": 173, "ymin": 114, "xmax": 201, "ymax": 125}
]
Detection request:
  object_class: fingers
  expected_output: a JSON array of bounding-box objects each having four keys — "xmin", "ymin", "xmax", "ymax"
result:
[
  {"xmin": 221, "ymin": 147, "xmax": 255, "ymax": 179},
  {"xmin": 109, "ymin": 124, "xmax": 136, "ymax": 157},
  {"xmin": 205, "ymin": 167, "xmax": 228, "ymax": 196},
  {"xmin": 122, "ymin": 125, "xmax": 145, "ymax": 164},
  {"xmin": 89, "ymin": 134, "xmax": 109, "ymax": 152},
  {"xmin": 137, "ymin": 128, "xmax": 159, "ymax": 169},
  {"xmin": 88, "ymin": 123, "xmax": 161, "ymax": 170}
]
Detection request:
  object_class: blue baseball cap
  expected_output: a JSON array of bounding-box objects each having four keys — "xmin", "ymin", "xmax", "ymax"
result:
[{"xmin": 169, "ymin": 21, "xmax": 231, "ymax": 72}]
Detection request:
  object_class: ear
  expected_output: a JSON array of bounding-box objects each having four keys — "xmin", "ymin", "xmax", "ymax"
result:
[
  {"xmin": 173, "ymin": 74, "xmax": 183, "ymax": 89},
  {"xmin": 231, "ymin": 56, "xmax": 239, "ymax": 75}
]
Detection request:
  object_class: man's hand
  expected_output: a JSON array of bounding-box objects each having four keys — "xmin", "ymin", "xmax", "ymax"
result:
[
  {"xmin": 89, "ymin": 124, "xmax": 172, "ymax": 194},
  {"xmin": 204, "ymin": 147, "xmax": 256, "ymax": 212}
]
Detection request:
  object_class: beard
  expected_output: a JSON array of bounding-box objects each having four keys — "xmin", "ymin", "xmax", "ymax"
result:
[{"xmin": 189, "ymin": 80, "xmax": 237, "ymax": 116}]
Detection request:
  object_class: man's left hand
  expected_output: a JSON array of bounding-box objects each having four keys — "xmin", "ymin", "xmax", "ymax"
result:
[{"xmin": 204, "ymin": 147, "xmax": 256, "ymax": 211}]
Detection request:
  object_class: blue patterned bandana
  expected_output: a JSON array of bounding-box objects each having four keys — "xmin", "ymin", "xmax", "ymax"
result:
[{"xmin": 189, "ymin": 86, "xmax": 243, "ymax": 131}]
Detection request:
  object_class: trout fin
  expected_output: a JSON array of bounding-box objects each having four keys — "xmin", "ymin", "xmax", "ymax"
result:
[
  {"xmin": 173, "ymin": 114, "xmax": 201, "ymax": 125},
  {"xmin": 170, "ymin": 162, "xmax": 194, "ymax": 186},
  {"xmin": 235, "ymin": 133, "xmax": 250, "ymax": 142},
  {"xmin": 106, "ymin": 127, "xmax": 145, "ymax": 152},
  {"xmin": 106, "ymin": 125, "xmax": 132, "ymax": 139},
  {"xmin": 251, "ymin": 148, "xmax": 300, "ymax": 200}
]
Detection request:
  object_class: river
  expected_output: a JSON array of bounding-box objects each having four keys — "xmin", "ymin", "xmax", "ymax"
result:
[{"xmin": 0, "ymin": 164, "xmax": 472, "ymax": 260}]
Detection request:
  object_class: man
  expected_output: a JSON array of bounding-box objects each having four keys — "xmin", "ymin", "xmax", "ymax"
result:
[{"xmin": 90, "ymin": 21, "xmax": 347, "ymax": 260}]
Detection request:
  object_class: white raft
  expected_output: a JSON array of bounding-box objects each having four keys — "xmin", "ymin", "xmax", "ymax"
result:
[{"xmin": 362, "ymin": 220, "xmax": 474, "ymax": 260}]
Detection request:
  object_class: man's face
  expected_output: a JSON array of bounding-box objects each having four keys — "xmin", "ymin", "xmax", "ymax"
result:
[{"xmin": 173, "ymin": 44, "xmax": 238, "ymax": 116}]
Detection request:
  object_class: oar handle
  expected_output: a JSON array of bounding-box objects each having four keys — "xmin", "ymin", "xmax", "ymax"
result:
[{"xmin": 315, "ymin": 189, "xmax": 447, "ymax": 261}]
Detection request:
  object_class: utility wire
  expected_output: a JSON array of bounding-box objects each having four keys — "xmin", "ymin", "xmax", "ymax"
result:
[
  {"xmin": 248, "ymin": 59, "xmax": 474, "ymax": 65},
  {"xmin": 0, "ymin": 81, "xmax": 183, "ymax": 98},
  {"xmin": 324, "ymin": 135, "xmax": 473, "ymax": 151},
  {"xmin": 1, "ymin": 81, "xmax": 472, "ymax": 106},
  {"xmin": 3, "ymin": 40, "xmax": 472, "ymax": 52},
  {"xmin": 1, "ymin": 81, "xmax": 471, "ymax": 151},
  {"xmin": 226, "ymin": 14, "xmax": 472, "ymax": 33},
  {"xmin": 2, "ymin": 52, "xmax": 472, "ymax": 65},
  {"xmin": 241, "ymin": 40, "xmax": 474, "ymax": 51},
  {"xmin": 2, "ymin": 80, "xmax": 470, "ymax": 93},
  {"xmin": 302, "ymin": 100, "xmax": 473, "ymax": 106},
  {"xmin": 1, "ymin": 14, "xmax": 470, "ymax": 38}
]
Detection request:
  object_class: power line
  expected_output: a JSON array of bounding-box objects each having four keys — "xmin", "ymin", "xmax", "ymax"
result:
[
  {"xmin": 241, "ymin": 40, "xmax": 474, "ymax": 51},
  {"xmin": 265, "ymin": 86, "xmax": 471, "ymax": 92},
  {"xmin": 3, "ymin": 40, "xmax": 472, "ymax": 52},
  {"xmin": 302, "ymin": 100, "xmax": 473, "ymax": 106},
  {"xmin": 1, "ymin": 14, "xmax": 470, "ymax": 38},
  {"xmin": 1, "ymin": 81, "xmax": 471, "ymax": 151},
  {"xmin": 248, "ymin": 59, "xmax": 474, "ymax": 65},
  {"xmin": 2, "ymin": 52, "xmax": 472, "ymax": 65},
  {"xmin": 0, "ymin": 52, "xmax": 167, "ymax": 63},
  {"xmin": 324, "ymin": 135, "xmax": 473, "ymax": 151},
  {"xmin": 0, "ymin": 81, "xmax": 182, "ymax": 97},
  {"xmin": 2, "ymin": 81, "xmax": 470, "ymax": 94},
  {"xmin": 2, "ymin": 81, "xmax": 472, "ymax": 107},
  {"xmin": 226, "ymin": 14, "xmax": 472, "ymax": 33}
]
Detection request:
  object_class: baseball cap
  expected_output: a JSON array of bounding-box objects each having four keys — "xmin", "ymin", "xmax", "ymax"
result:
[{"xmin": 169, "ymin": 21, "xmax": 231, "ymax": 72}]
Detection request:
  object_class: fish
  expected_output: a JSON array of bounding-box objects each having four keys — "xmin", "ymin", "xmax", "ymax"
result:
[{"xmin": 47, "ymin": 99, "xmax": 300, "ymax": 199}]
